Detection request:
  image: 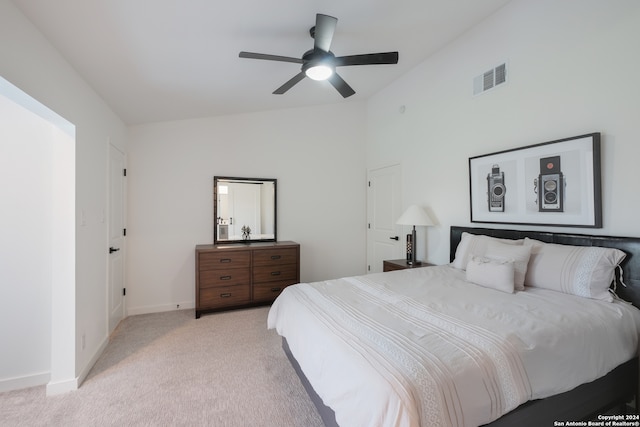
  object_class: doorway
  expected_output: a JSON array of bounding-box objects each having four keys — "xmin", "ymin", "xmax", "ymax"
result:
[
  {"xmin": 366, "ymin": 164, "xmax": 403, "ymax": 273},
  {"xmin": 108, "ymin": 143, "xmax": 125, "ymax": 333}
]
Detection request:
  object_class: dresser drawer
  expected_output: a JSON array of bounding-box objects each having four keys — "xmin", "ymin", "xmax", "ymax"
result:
[
  {"xmin": 253, "ymin": 263, "xmax": 297, "ymax": 283},
  {"xmin": 253, "ymin": 248, "xmax": 298, "ymax": 266},
  {"xmin": 199, "ymin": 251, "xmax": 250, "ymax": 270},
  {"xmin": 199, "ymin": 284, "xmax": 250, "ymax": 308},
  {"xmin": 253, "ymin": 281, "xmax": 294, "ymax": 302},
  {"xmin": 195, "ymin": 242, "xmax": 299, "ymax": 318},
  {"xmin": 200, "ymin": 268, "xmax": 250, "ymax": 288}
]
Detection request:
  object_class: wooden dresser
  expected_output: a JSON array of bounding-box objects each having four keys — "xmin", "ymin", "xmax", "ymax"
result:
[{"xmin": 195, "ymin": 241, "xmax": 300, "ymax": 318}]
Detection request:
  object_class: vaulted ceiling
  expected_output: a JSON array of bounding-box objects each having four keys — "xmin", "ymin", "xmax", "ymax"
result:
[{"xmin": 12, "ymin": 0, "xmax": 511, "ymax": 124}]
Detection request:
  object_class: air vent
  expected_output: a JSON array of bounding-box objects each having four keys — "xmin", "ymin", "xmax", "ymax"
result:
[{"xmin": 473, "ymin": 63, "xmax": 507, "ymax": 95}]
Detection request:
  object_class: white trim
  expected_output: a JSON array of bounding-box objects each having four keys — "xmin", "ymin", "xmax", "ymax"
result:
[
  {"xmin": 76, "ymin": 336, "xmax": 109, "ymax": 388},
  {"xmin": 45, "ymin": 326, "xmax": 109, "ymax": 395},
  {"xmin": 0, "ymin": 372, "xmax": 50, "ymax": 393},
  {"xmin": 127, "ymin": 301, "xmax": 195, "ymax": 316},
  {"xmin": 46, "ymin": 377, "xmax": 79, "ymax": 396}
]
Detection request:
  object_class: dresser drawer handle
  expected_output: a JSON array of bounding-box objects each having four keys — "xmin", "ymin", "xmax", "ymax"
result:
[
  {"xmin": 220, "ymin": 293, "xmax": 232, "ymax": 298},
  {"xmin": 270, "ymin": 287, "xmax": 282, "ymax": 292},
  {"xmin": 220, "ymin": 275, "xmax": 232, "ymax": 280},
  {"xmin": 270, "ymin": 255, "xmax": 281, "ymax": 260},
  {"xmin": 270, "ymin": 271, "xmax": 281, "ymax": 276},
  {"xmin": 219, "ymin": 258, "xmax": 232, "ymax": 263}
]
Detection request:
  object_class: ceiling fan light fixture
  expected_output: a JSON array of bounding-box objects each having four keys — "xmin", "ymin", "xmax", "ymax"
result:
[
  {"xmin": 305, "ymin": 64, "xmax": 333, "ymax": 81},
  {"xmin": 239, "ymin": 14, "xmax": 398, "ymax": 97}
]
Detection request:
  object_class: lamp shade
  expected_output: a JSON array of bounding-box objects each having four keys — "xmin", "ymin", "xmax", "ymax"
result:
[{"xmin": 396, "ymin": 205, "xmax": 434, "ymax": 226}]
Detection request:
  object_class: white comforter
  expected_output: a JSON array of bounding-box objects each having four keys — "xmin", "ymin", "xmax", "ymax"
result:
[{"xmin": 267, "ymin": 265, "xmax": 640, "ymax": 427}]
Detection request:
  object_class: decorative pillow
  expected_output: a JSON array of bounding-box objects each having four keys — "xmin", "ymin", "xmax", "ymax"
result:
[
  {"xmin": 466, "ymin": 256, "xmax": 515, "ymax": 293},
  {"xmin": 484, "ymin": 240, "xmax": 532, "ymax": 291},
  {"xmin": 524, "ymin": 238, "xmax": 626, "ymax": 302},
  {"xmin": 451, "ymin": 232, "xmax": 524, "ymax": 270}
]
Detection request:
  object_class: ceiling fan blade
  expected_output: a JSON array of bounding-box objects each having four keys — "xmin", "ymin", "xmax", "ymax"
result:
[
  {"xmin": 239, "ymin": 51, "xmax": 303, "ymax": 64},
  {"xmin": 313, "ymin": 14, "xmax": 338, "ymax": 52},
  {"xmin": 334, "ymin": 52, "xmax": 399, "ymax": 67},
  {"xmin": 328, "ymin": 72, "xmax": 356, "ymax": 98},
  {"xmin": 273, "ymin": 72, "xmax": 307, "ymax": 94}
]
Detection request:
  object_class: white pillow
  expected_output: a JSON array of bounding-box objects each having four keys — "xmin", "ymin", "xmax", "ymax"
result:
[
  {"xmin": 466, "ymin": 256, "xmax": 515, "ymax": 293},
  {"xmin": 524, "ymin": 238, "xmax": 626, "ymax": 302},
  {"xmin": 451, "ymin": 232, "xmax": 524, "ymax": 270},
  {"xmin": 484, "ymin": 240, "xmax": 532, "ymax": 291}
]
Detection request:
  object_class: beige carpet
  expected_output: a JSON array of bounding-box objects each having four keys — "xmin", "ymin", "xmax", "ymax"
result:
[{"xmin": 0, "ymin": 307, "xmax": 324, "ymax": 427}]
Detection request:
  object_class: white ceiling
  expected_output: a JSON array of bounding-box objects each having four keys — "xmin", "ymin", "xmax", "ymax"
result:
[{"xmin": 12, "ymin": 0, "xmax": 511, "ymax": 125}]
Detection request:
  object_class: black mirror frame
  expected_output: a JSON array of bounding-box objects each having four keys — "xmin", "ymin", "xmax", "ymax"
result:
[{"xmin": 213, "ymin": 176, "xmax": 277, "ymax": 244}]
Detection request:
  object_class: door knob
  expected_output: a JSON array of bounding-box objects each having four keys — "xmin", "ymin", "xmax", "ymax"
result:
[
  {"xmin": 389, "ymin": 236, "xmax": 399, "ymax": 241},
  {"xmin": 109, "ymin": 247, "xmax": 120, "ymax": 254}
]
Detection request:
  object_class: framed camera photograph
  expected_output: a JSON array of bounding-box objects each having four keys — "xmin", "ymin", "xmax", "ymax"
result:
[{"xmin": 469, "ymin": 133, "xmax": 602, "ymax": 228}]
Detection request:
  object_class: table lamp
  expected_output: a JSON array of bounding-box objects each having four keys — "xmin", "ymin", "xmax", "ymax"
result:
[{"xmin": 396, "ymin": 205, "xmax": 434, "ymax": 265}]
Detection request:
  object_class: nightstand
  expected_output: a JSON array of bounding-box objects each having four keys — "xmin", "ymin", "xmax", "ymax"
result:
[{"xmin": 383, "ymin": 259, "xmax": 434, "ymax": 272}]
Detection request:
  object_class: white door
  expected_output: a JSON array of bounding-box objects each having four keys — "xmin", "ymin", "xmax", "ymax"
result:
[
  {"xmin": 108, "ymin": 143, "xmax": 125, "ymax": 333},
  {"xmin": 367, "ymin": 164, "xmax": 403, "ymax": 273}
]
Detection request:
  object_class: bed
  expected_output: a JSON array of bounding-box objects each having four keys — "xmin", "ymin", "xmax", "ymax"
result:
[{"xmin": 267, "ymin": 226, "xmax": 640, "ymax": 426}]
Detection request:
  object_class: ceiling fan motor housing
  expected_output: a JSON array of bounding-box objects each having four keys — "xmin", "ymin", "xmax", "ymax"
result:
[
  {"xmin": 238, "ymin": 13, "xmax": 398, "ymax": 98},
  {"xmin": 302, "ymin": 49, "xmax": 335, "ymax": 74}
]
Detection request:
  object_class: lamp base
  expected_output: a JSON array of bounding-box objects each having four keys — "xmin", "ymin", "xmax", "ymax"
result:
[{"xmin": 409, "ymin": 227, "xmax": 418, "ymax": 265}]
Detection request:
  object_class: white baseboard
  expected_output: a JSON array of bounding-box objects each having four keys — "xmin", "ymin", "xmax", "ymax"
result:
[
  {"xmin": 46, "ymin": 377, "xmax": 79, "ymax": 396},
  {"xmin": 45, "ymin": 334, "xmax": 109, "ymax": 396},
  {"xmin": 2, "ymin": 305, "xmax": 189, "ymax": 395},
  {"xmin": 76, "ymin": 335, "xmax": 109, "ymax": 388},
  {"xmin": 127, "ymin": 300, "xmax": 195, "ymax": 316},
  {"xmin": 0, "ymin": 371, "xmax": 50, "ymax": 393}
]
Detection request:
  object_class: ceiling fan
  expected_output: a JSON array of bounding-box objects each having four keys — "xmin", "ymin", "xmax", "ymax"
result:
[{"xmin": 239, "ymin": 13, "xmax": 399, "ymax": 98}]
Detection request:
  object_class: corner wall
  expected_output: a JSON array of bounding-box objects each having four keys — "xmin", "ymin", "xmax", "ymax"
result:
[
  {"xmin": 0, "ymin": 0, "xmax": 127, "ymax": 392},
  {"xmin": 0, "ymin": 92, "xmax": 55, "ymax": 390},
  {"xmin": 126, "ymin": 102, "xmax": 366, "ymax": 314},
  {"xmin": 366, "ymin": 0, "xmax": 640, "ymax": 264}
]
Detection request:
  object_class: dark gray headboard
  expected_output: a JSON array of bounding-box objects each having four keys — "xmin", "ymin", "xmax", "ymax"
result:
[{"xmin": 450, "ymin": 226, "xmax": 640, "ymax": 308}]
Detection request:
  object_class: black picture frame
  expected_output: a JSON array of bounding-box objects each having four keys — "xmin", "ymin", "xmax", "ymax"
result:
[{"xmin": 469, "ymin": 133, "xmax": 602, "ymax": 228}]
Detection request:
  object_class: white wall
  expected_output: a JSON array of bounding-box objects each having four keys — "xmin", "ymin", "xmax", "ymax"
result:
[
  {"xmin": 367, "ymin": 0, "xmax": 640, "ymax": 265},
  {"xmin": 0, "ymin": 94, "xmax": 53, "ymax": 389},
  {"xmin": 0, "ymin": 0, "xmax": 127, "ymax": 392},
  {"xmin": 126, "ymin": 102, "xmax": 366, "ymax": 314}
]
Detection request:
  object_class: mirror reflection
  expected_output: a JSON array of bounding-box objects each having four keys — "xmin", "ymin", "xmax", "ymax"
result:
[{"xmin": 214, "ymin": 176, "xmax": 277, "ymax": 244}]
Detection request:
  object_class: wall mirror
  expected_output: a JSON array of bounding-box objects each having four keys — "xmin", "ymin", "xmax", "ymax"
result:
[{"xmin": 214, "ymin": 176, "xmax": 277, "ymax": 244}]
